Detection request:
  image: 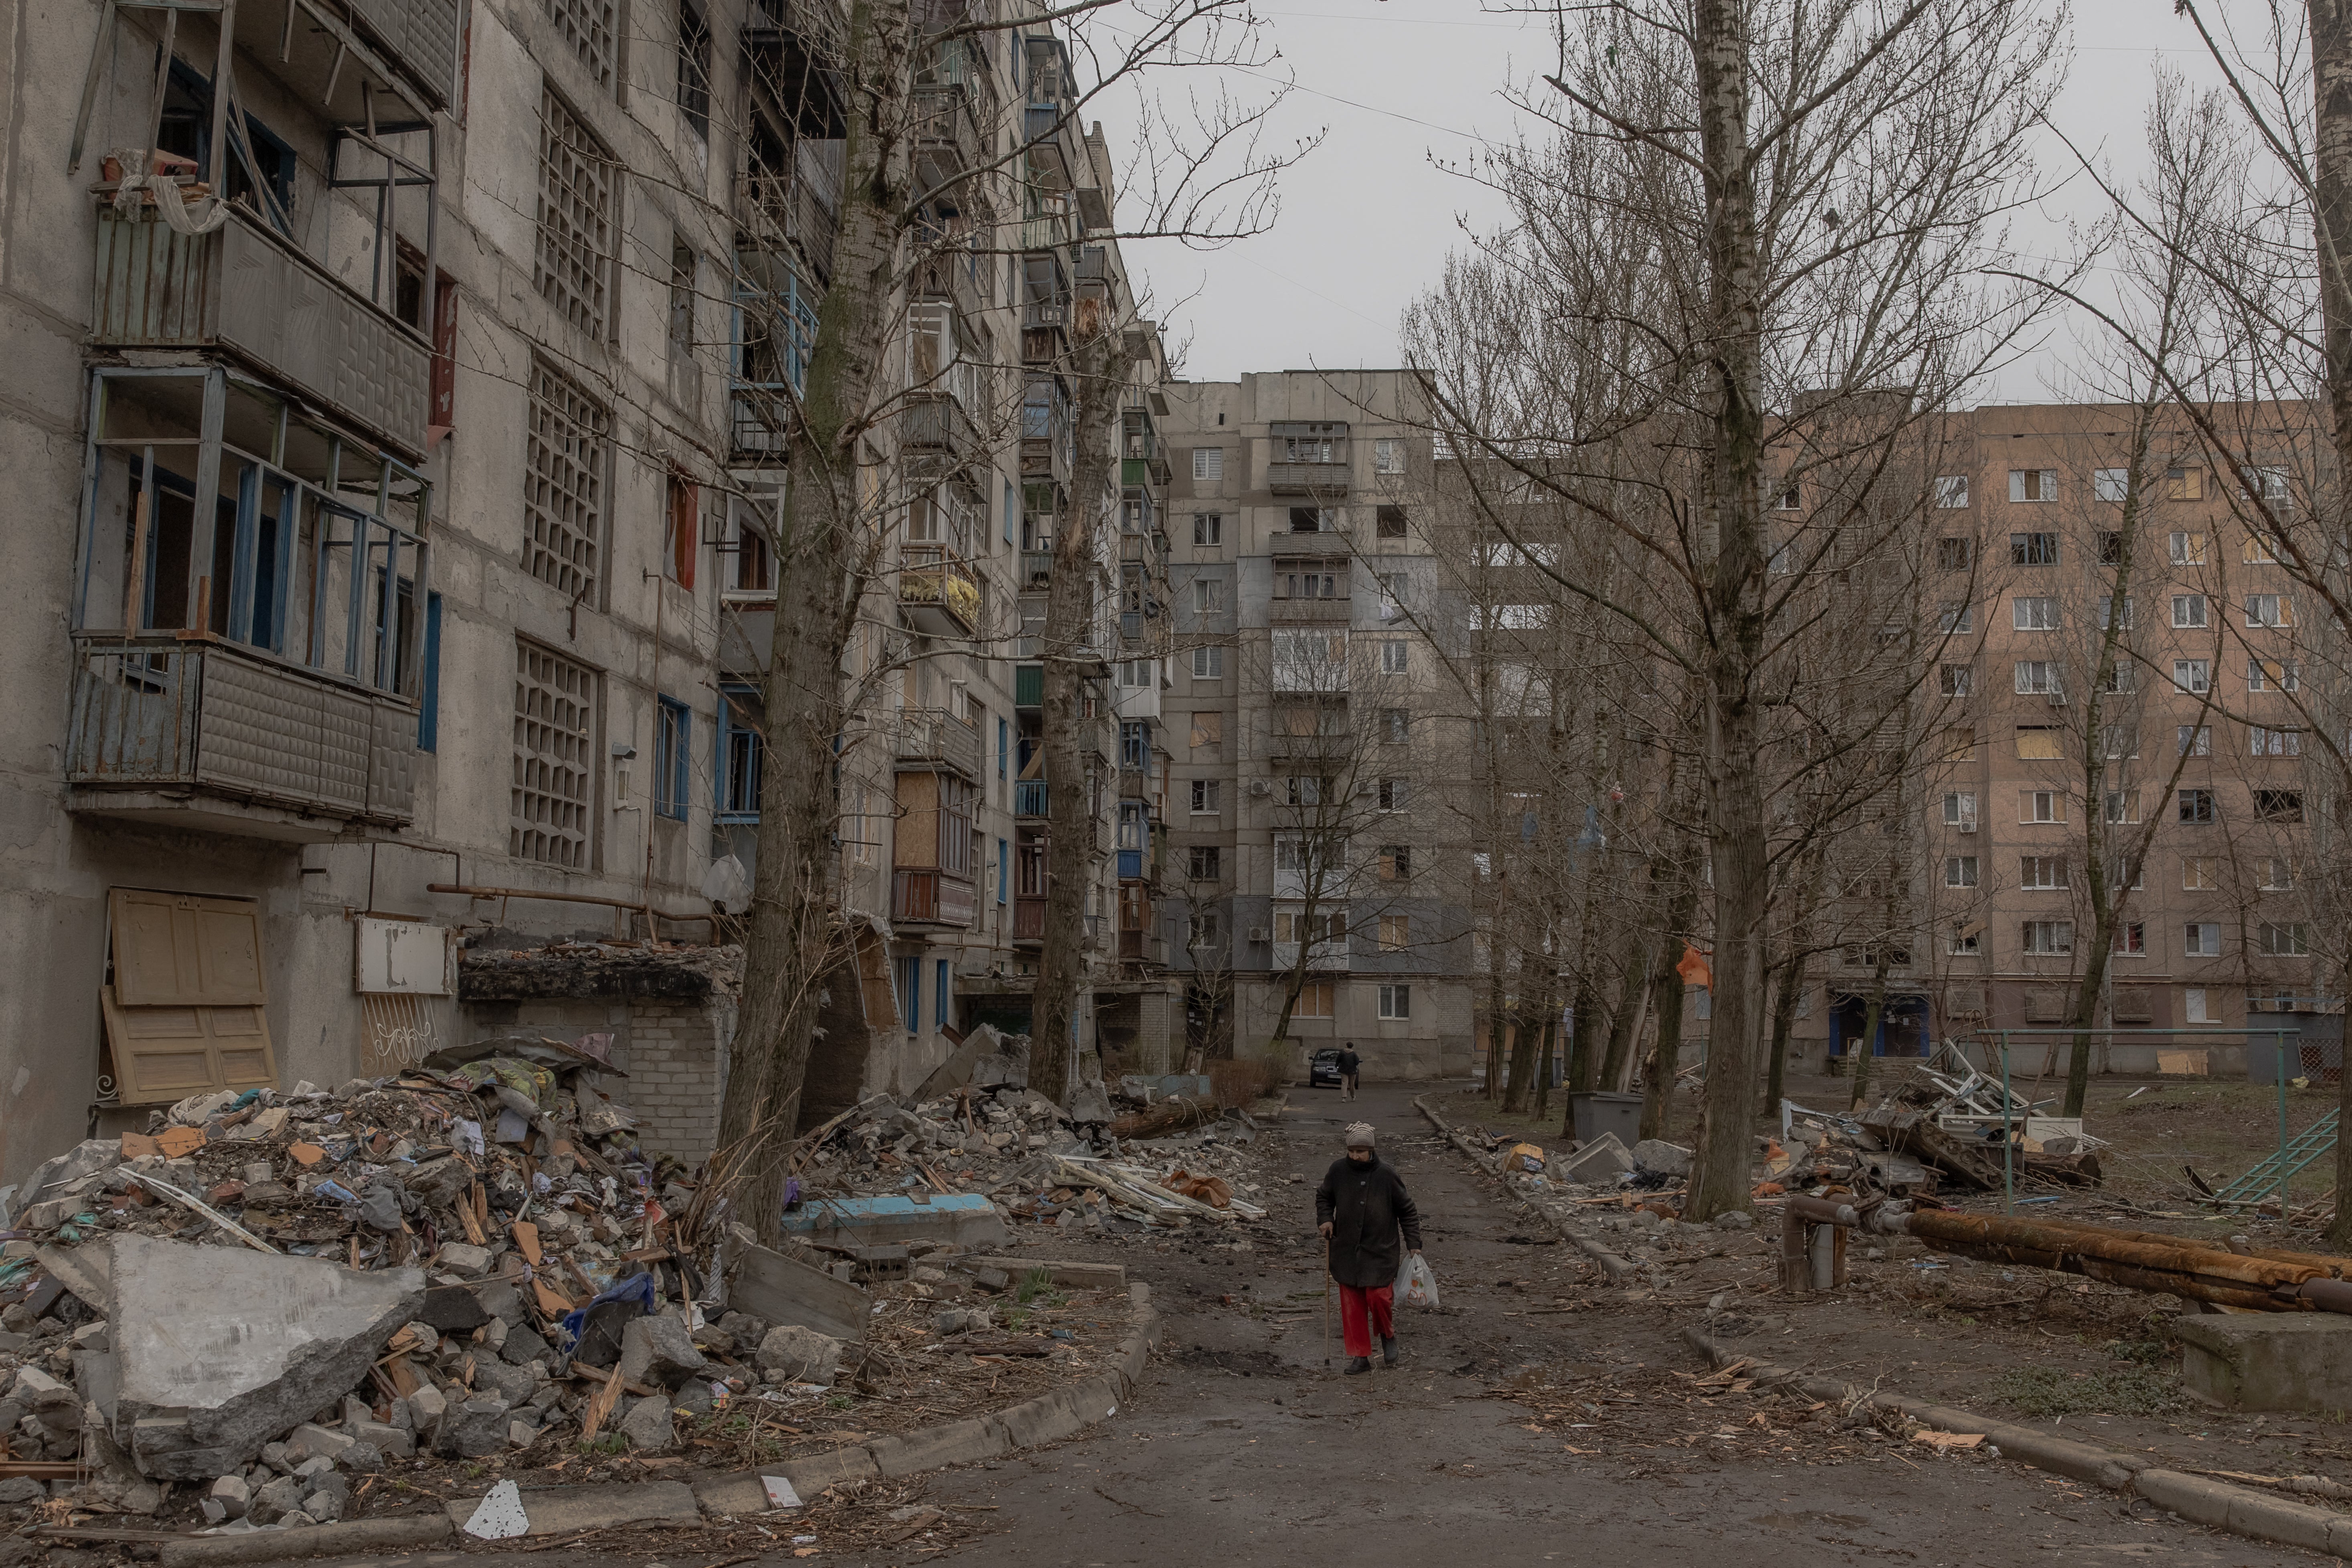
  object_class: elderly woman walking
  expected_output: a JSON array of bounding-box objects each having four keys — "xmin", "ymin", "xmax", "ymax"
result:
[{"xmin": 1316, "ymin": 1121, "xmax": 1424, "ymax": 1374}]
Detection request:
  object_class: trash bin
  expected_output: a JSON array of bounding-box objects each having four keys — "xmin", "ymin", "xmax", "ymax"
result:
[{"xmin": 1567, "ymin": 1091, "xmax": 1643, "ymax": 1149}]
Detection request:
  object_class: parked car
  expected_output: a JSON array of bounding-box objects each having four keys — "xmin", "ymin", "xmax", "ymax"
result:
[{"xmin": 1307, "ymin": 1048, "xmax": 1345, "ymax": 1088}]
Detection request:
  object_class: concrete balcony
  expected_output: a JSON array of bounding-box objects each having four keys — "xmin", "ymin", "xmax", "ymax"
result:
[
  {"xmin": 1267, "ymin": 461, "xmax": 1352, "ymax": 496},
  {"xmin": 911, "ymin": 84, "xmax": 981, "ymax": 201},
  {"xmin": 892, "ymin": 868, "xmax": 976, "ymax": 929},
  {"xmin": 1269, "ymin": 595, "xmax": 1352, "ymax": 623},
  {"xmin": 892, "ymin": 705, "xmax": 982, "ymax": 781},
  {"xmin": 900, "ymin": 391, "xmax": 982, "ymax": 462},
  {"xmin": 896, "ymin": 544, "xmax": 980, "ymax": 637},
  {"xmin": 65, "ymin": 634, "xmax": 417, "ymax": 840},
  {"xmin": 1022, "ymin": 299, "xmax": 1069, "ymax": 366},
  {"xmin": 1014, "ymin": 894, "xmax": 1047, "ymax": 943},
  {"xmin": 1024, "ymin": 103, "xmax": 1073, "ymax": 188},
  {"xmin": 92, "ymin": 200, "xmax": 431, "ymax": 455}
]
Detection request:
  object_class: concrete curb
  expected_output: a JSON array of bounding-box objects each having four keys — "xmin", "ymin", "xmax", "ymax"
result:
[
  {"xmin": 691, "ymin": 1279, "xmax": 1162, "ymax": 1516},
  {"xmin": 168, "ymin": 1285, "xmax": 1165, "ymax": 1566},
  {"xmin": 1413, "ymin": 1093, "xmax": 1640, "ymax": 1283},
  {"xmin": 1682, "ymin": 1328, "xmax": 2352, "ymax": 1559},
  {"xmin": 156, "ymin": 1514, "xmax": 453, "ymax": 1567}
]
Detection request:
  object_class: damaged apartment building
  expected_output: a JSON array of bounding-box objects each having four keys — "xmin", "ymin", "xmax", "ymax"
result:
[{"xmin": 0, "ymin": 0, "xmax": 1182, "ymax": 1190}]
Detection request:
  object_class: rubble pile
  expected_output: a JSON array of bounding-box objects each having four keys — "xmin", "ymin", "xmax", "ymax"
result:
[
  {"xmin": 0, "ymin": 1035, "xmax": 828, "ymax": 1534},
  {"xmin": 0, "ymin": 1026, "xmax": 1272, "ymax": 1540}
]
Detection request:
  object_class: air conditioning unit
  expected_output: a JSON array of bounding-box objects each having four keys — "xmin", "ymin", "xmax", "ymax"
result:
[
  {"xmin": 1247, "ymin": 927, "xmax": 1269, "ymax": 944},
  {"xmin": 1248, "ymin": 778, "xmax": 1272, "ymax": 797}
]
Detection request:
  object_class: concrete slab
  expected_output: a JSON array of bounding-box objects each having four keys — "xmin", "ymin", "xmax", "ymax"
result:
[
  {"xmin": 730, "ymin": 1241, "xmax": 871, "ymax": 1342},
  {"xmin": 2175, "ymin": 1312, "xmax": 2352, "ymax": 1411},
  {"xmin": 778, "ymin": 1193, "xmax": 1006, "ymax": 1250},
  {"xmin": 956, "ymin": 1257, "xmax": 1125, "ymax": 1289},
  {"xmin": 111, "ymin": 1234, "xmax": 423, "ymax": 1479}
]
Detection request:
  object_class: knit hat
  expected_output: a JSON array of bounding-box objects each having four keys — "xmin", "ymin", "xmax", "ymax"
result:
[{"xmin": 1344, "ymin": 1122, "xmax": 1376, "ymax": 1149}]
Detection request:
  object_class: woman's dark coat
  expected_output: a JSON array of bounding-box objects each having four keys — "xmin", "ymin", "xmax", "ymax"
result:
[{"xmin": 1315, "ymin": 1152, "xmax": 1423, "ymax": 1289}]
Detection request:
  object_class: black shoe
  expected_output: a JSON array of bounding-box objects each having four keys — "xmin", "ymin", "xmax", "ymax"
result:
[
  {"xmin": 1381, "ymin": 1336, "xmax": 1399, "ymax": 1367},
  {"xmin": 1344, "ymin": 1356, "xmax": 1372, "ymax": 1375}
]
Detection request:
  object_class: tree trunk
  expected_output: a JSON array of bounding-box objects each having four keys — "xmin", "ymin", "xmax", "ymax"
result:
[
  {"xmin": 1503, "ymin": 981, "xmax": 1545, "ymax": 1113},
  {"xmin": 1033, "ymin": 330, "xmax": 1121, "ymax": 1108},
  {"xmin": 1765, "ymin": 946, "xmax": 1806, "ymax": 1115},
  {"xmin": 1846, "ymin": 957, "xmax": 1894, "ymax": 1110},
  {"xmin": 719, "ymin": 0, "xmax": 910, "ymax": 1246},
  {"xmin": 1598, "ymin": 935, "xmax": 1650, "ymax": 1091},
  {"xmin": 1686, "ymin": 0, "xmax": 1771, "ymax": 1222},
  {"xmin": 1639, "ymin": 936, "xmax": 1686, "ymax": 1143},
  {"xmin": 1565, "ymin": 970, "xmax": 1599, "ymax": 1096},
  {"xmin": 2310, "ymin": 0, "xmax": 2352, "ymax": 1241}
]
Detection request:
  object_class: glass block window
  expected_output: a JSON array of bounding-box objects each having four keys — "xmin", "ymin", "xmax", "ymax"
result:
[
  {"xmin": 537, "ymin": 89, "xmax": 613, "ymax": 333},
  {"xmin": 512, "ymin": 641, "xmax": 595, "ymax": 866},
  {"xmin": 525, "ymin": 357, "xmax": 608, "ymax": 598},
  {"xmin": 546, "ymin": 0, "xmax": 616, "ymax": 89}
]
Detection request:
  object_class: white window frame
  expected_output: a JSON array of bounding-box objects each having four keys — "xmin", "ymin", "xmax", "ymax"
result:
[
  {"xmin": 2093, "ymin": 467, "xmax": 2129, "ymax": 502},
  {"xmin": 1193, "ymin": 512, "xmax": 1222, "ymax": 546},
  {"xmin": 1190, "ymin": 645, "xmax": 1225, "ymax": 679},
  {"xmin": 2008, "ymin": 468, "xmax": 2058, "ymax": 502},
  {"xmin": 2173, "ymin": 659, "xmax": 2210, "ymax": 693},
  {"xmin": 1944, "ymin": 855, "xmax": 1978, "ymax": 887},
  {"xmin": 1374, "ymin": 438, "xmax": 1405, "ymax": 475},
  {"xmin": 1942, "ymin": 790, "xmax": 1978, "ymax": 830},
  {"xmin": 1380, "ymin": 639, "xmax": 1409, "ymax": 676},
  {"xmin": 2183, "ymin": 922, "xmax": 2222, "ymax": 958},
  {"xmin": 2171, "ymin": 594, "xmax": 2208, "ymax": 629},
  {"xmin": 1189, "ymin": 777, "xmax": 1221, "ymax": 814},
  {"xmin": 2012, "ymin": 596, "xmax": 2059, "ymax": 630},
  {"xmin": 2022, "ymin": 919, "xmax": 2074, "ymax": 955},
  {"xmin": 1934, "ymin": 475, "xmax": 1969, "ymax": 508},
  {"xmin": 1191, "ymin": 448, "xmax": 1224, "ymax": 482},
  {"xmin": 1378, "ymin": 983, "xmax": 1412, "ymax": 1020}
]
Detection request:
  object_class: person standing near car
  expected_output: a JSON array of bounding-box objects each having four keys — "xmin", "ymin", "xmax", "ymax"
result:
[
  {"xmin": 1316, "ymin": 1121, "xmax": 1422, "ymax": 1373},
  {"xmin": 1336, "ymin": 1042, "xmax": 1360, "ymax": 1101}
]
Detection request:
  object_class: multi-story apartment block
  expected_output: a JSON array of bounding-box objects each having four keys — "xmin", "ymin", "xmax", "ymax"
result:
[
  {"xmin": 1159, "ymin": 371, "xmax": 1476, "ymax": 1079},
  {"xmin": 1764, "ymin": 403, "xmax": 2325, "ymax": 1080},
  {"xmin": 0, "ymin": 0, "xmax": 1172, "ymax": 1186}
]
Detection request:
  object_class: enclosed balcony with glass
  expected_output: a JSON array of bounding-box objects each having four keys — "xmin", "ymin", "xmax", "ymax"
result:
[
  {"xmin": 1267, "ymin": 421, "xmax": 1352, "ymax": 495},
  {"xmin": 67, "ymin": 368, "xmax": 430, "ymax": 838}
]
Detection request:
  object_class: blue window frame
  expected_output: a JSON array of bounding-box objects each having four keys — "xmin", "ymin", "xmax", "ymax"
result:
[
  {"xmin": 935, "ymin": 959, "xmax": 950, "ymax": 1028},
  {"xmin": 998, "ymin": 838, "xmax": 1009, "ymax": 904},
  {"xmin": 1120, "ymin": 720, "xmax": 1149, "ymax": 768},
  {"xmin": 655, "ymin": 697, "xmax": 691, "ymax": 820},
  {"xmin": 716, "ymin": 684, "xmax": 764, "ymax": 822},
  {"xmin": 897, "ymin": 956, "xmax": 921, "ymax": 1035},
  {"xmin": 419, "ymin": 593, "xmax": 443, "ymax": 752}
]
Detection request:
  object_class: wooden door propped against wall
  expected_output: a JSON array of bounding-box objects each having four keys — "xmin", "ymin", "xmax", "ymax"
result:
[{"xmin": 100, "ymin": 888, "xmax": 279, "ymax": 1103}]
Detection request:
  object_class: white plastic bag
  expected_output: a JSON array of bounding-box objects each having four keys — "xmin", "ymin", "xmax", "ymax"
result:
[{"xmin": 1394, "ymin": 1252, "xmax": 1441, "ymax": 1309}]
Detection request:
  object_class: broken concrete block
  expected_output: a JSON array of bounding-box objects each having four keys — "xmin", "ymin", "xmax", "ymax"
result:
[
  {"xmin": 1631, "ymin": 1139, "xmax": 1693, "ymax": 1176},
  {"xmin": 433, "ymin": 1397, "xmax": 511, "ymax": 1459},
  {"xmin": 755, "ymin": 1324, "xmax": 841, "ymax": 1386},
  {"xmin": 434, "ymin": 1243, "xmax": 491, "ymax": 1276},
  {"xmin": 23, "ymin": 1141, "xmax": 123, "ymax": 1203},
  {"xmin": 285, "ymin": 1423, "xmax": 355, "ymax": 1465},
  {"xmin": 1558, "ymin": 1133, "xmax": 1633, "ymax": 1185},
  {"xmin": 247, "ymin": 1473, "xmax": 307, "ymax": 1526},
  {"xmin": 617, "ymin": 1393, "xmax": 675, "ymax": 1453},
  {"xmin": 208, "ymin": 1475, "xmax": 251, "ymax": 1519},
  {"xmin": 475, "ymin": 1279, "xmax": 528, "ymax": 1327},
  {"xmin": 407, "ymin": 1384, "xmax": 448, "ymax": 1429},
  {"xmin": 304, "ymin": 1471, "xmax": 351, "ymax": 1521},
  {"xmin": 508, "ymin": 1419, "xmax": 538, "ymax": 1449},
  {"xmin": 499, "ymin": 1324, "xmax": 553, "ymax": 1367},
  {"xmin": 34, "ymin": 1245, "xmax": 112, "ymax": 1317},
  {"xmin": 111, "ymin": 1234, "xmax": 423, "ymax": 1480},
  {"xmin": 1714, "ymin": 1210, "xmax": 1756, "ymax": 1232},
  {"xmin": 350, "ymin": 1420, "xmax": 412, "ymax": 1459},
  {"xmin": 342, "ymin": 1441, "xmax": 386, "ymax": 1473},
  {"xmin": 418, "ymin": 1285, "xmax": 489, "ymax": 1334},
  {"xmin": 617, "ymin": 1315, "xmax": 707, "ymax": 1389}
]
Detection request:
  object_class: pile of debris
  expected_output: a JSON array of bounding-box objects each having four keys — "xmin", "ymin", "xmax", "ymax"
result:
[{"xmin": 0, "ymin": 1034, "xmax": 882, "ymax": 1535}]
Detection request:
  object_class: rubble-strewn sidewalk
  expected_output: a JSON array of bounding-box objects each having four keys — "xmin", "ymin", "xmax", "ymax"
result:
[{"xmin": 0, "ymin": 1029, "xmax": 1267, "ymax": 1561}]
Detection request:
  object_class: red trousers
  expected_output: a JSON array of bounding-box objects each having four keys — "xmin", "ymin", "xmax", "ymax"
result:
[{"xmin": 1338, "ymin": 1283, "xmax": 1394, "ymax": 1357}]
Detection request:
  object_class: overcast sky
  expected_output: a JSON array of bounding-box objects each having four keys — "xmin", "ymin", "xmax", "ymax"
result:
[{"xmin": 1097, "ymin": 0, "xmax": 2248, "ymax": 400}]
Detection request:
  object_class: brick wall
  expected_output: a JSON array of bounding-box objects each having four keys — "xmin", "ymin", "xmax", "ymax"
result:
[{"xmin": 611, "ymin": 999, "xmax": 726, "ymax": 1164}]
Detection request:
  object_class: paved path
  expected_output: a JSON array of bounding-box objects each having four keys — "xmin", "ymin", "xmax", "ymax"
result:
[{"xmin": 314, "ymin": 1080, "xmax": 2326, "ymax": 1566}]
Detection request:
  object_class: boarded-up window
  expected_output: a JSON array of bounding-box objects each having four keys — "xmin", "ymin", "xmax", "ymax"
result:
[
  {"xmin": 1948, "ymin": 985, "xmax": 1988, "ymax": 1017},
  {"xmin": 102, "ymin": 890, "xmax": 279, "ymax": 1103},
  {"xmin": 1189, "ymin": 710, "xmax": 1223, "ymax": 750},
  {"xmin": 2022, "ymin": 988, "xmax": 2067, "ymax": 1024},
  {"xmin": 2112, "ymin": 987, "xmax": 2155, "ymax": 1024}
]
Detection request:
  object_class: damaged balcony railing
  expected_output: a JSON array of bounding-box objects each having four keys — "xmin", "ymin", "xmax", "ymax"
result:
[{"xmin": 67, "ymin": 633, "xmax": 418, "ymax": 825}]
